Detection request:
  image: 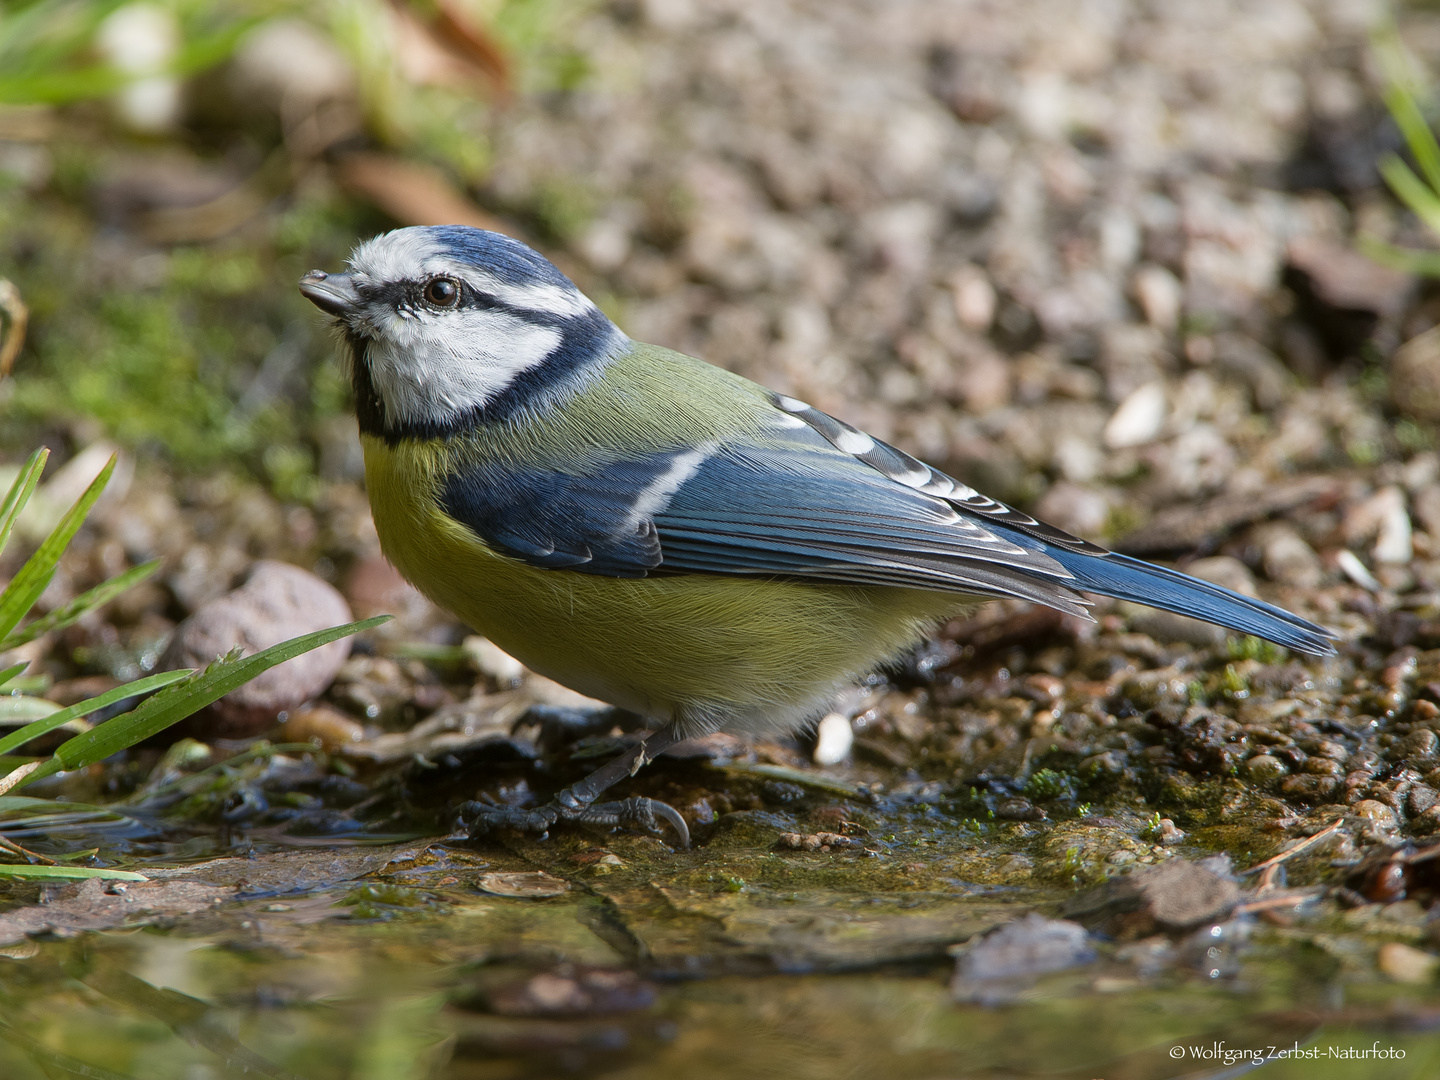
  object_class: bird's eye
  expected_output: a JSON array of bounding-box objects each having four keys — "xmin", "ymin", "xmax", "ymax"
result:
[{"xmin": 423, "ymin": 277, "xmax": 461, "ymax": 308}]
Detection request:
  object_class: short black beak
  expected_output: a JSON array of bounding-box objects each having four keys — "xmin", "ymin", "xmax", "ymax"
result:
[{"xmin": 298, "ymin": 270, "xmax": 361, "ymax": 316}]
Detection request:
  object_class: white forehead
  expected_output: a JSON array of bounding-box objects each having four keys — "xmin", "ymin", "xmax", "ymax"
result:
[{"xmin": 347, "ymin": 229, "xmax": 595, "ymax": 318}]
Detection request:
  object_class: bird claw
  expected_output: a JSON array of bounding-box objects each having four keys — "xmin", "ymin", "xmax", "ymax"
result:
[
  {"xmin": 576, "ymin": 796, "xmax": 690, "ymax": 848},
  {"xmin": 459, "ymin": 794, "xmax": 690, "ymax": 848},
  {"xmin": 457, "ymin": 801, "xmax": 560, "ymax": 841}
]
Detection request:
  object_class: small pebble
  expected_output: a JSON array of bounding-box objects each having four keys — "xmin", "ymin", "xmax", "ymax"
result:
[
  {"xmin": 1377, "ymin": 942, "xmax": 1439, "ymax": 985},
  {"xmin": 284, "ymin": 705, "xmax": 365, "ymax": 751},
  {"xmin": 1391, "ymin": 326, "xmax": 1440, "ymax": 421},
  {"xmin": 464, "ymin": 636, "xmax": 526, "ymax": 684},
  {"xmin": 812, "ymin": 712, "xmax": 854, "ymax": 766},
  {"xmin": 950, "ymin": 264, "xmax": 996, "ymax": 331},
  {"xmin": 952, "ymin": 914, "xmax": 1094, "ymax": 1005},
  {"xmin": 1155, "ymin": 818, "xmax": 1185, "ymax": 845},
  {"xmin": 1413, "ymin": 805, "xmax": 1440, "ymax": 836},
  {"xmin": 1402, "ymin": 730, "xmax": 1438, "ymax": 759},
  {"xmin": 1131, "ymin": 264, "xmax": 1182, "ymax": 332},
  {"xmin": 1103, "ymin": 381, "xmax": 1167, "ymax": 449},
  {"xmin": 1352, "ymin": 800, "xmax": 1398, "ymax": 828},
  {"xmin": 776, "ymin": 832, "xmax": 862, "ymax": 852},
  {"xmin": 485, "ymin": 965, "xmax": 655, "ymax": 1017},
  {"xmin": 996, "ymin": 797, "xmax": 1046, "ymax": 821},
  {"xmin": 1408, "ymin": 784, "xmax": 1439, "ymax": 817},
  {"xmin": 1246, "ymin": 755, "xmax": 1288, "ymax": 781},
  {"xmin": 1335, "ymin": 549, "xmax": 1380, "ymax": 591},
  {"xmin": 164, "ymin": 560, "xmax": 355, "ymax": 737},
  {"xmin": 1254, "ymin": 524, "xmax": 1323, "ymax": 589}
]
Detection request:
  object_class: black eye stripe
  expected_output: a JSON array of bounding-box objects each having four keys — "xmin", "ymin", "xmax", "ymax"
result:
[{"xmin": 361, "ymin": 278, "xmax": 507, "ymax": 314}]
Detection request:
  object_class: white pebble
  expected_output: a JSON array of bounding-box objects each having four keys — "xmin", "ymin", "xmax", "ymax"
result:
[
  {"xmin": 1378, "ymin": 942, "xmax": 1440, "ymax": 985},
  {"xmin": 1335, "ymin": 549, "xmax": 1380, "ymax": 591},
  {"xmin": 1103, "ymin": 381, "xmax": 1168, "ymax": 449},
  {"xmin": 812, "ymin": 712, "xmax": 853, "ymax": 766},
  {"xmin": 950, "ymin": 264, "xmax": 996, "ymax": 332},
  {"xmin": 1131, "ymin": 264, "xmax": 1183, "ymax": 332},
  {"xmin": 96, "ymin": 4, "xmax": 181, "ymax": 132},
  {"xmin": 464, "ymin": 636, "xmax": 525, "ymax": 684},
  {"xmin": 1374, "ymin": 488, "xmax": 1414, "ymax": 566},
  {"xmin": 231, "ymin": 19, "xmax": 356, "ymax": 109}
]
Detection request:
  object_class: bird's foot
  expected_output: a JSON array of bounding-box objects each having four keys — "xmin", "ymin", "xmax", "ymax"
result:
[
  {"xmin": 574, "ymin": 796, "xmax": 690, "ymax": 847},
  {"xmin": 459, "ymin": 794, "xmax": 689, "ymax": 848},
  {"xmin": 457, "ymin": 800, "xmax": 559, "ymax": 839}
]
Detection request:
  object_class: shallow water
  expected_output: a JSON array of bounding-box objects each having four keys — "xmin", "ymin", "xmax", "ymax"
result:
[{"xmin": 2, "ymin": 820, "xmax": 1438, "ymax": 1080}]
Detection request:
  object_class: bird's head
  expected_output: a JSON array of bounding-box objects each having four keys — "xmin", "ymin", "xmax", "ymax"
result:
[{"xmin": 299, "ymin": 225, "xmax": 620, "ymax": 439}]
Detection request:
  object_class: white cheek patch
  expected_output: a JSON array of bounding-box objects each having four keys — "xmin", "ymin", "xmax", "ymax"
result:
[
  {"xmin": 365, "ymin": 308, "xmax": 562, "ymax": 425},
  {"xmin": 342, "ymin": 227, "xmax": 615, "ymax": 429}
]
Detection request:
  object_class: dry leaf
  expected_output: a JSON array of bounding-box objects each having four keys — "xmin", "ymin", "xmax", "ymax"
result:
[{"xmin": 477, "ymin": 871, "xmax": 570, "ymax": 898}]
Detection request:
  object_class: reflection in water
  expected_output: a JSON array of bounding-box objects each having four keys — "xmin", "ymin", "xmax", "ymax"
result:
[{"xmin": 0, "ymin": 871, "xmax": 1435, "ymax": 1080}]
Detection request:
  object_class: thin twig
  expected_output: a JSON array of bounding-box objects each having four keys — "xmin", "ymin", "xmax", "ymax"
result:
[
  {"xmin": 0, "ymin": 761, "xmax": 40, "ymax": 797},
  {"xmin": 1243, "ymin": 821, "xmax": 1345, "ymax": 878},
  {"xmin": 1236, "ymin": 888, "xmax": 1326, "ymax": 914},
  {"xmin": 0, "ymin": 278, "xmax": 26, "ymax": 378},
  {"xmin": 0, "ymin": 832, "xmax": 57, "ymax": 866}
]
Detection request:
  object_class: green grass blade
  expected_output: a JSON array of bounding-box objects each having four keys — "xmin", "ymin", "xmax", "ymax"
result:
[
  {"xmin": 0, "ymin": 453, "xmax": 115, "ymax": 641},
  {"xmin": 15, "ymin": 615, "xmax": 389, "ymax": 788},
  {"xmin": 0, "ymin": 864, "xmax": 145, "ymax": 881},
  {"xmin": 0, "ymin": 558, "xmax": 162, "ymax": 651},
  {"xmin": 1379, "ymin": 153, "xmax": 1440, "ymax": 235},
  {"xmin": 0, "ymin": 668, "xmax": 192, "ymax": 757},
  {"xmin": 1357, "ymin": 233, "xmax": 1440, "ymax": 276},
  {"xmin": 1384, "ymin": 83, "xmax": 1440, "ymax": 196},
  {"xmin": 0, "ymin": 794, "xmax": 106, "ymax": 815},
  {"xmin": 0, "ymin": 66, "xmax": 129, "ymax": 106},
  {"xmin": 0, "ymin": 447, "xmax": 48, "ymax": 554},
  {"xmin": 171, "ymin": 20, "xmax": 261, "ymax": 78},
  {"xmin": 0, "ymin": 573, "xmax": 53, "ymax": 644},
  {"xmin": 0, "ymin": 663, "xmax": 27, "ymax": 692},
  {"xmin": 0, "ymin": 696, "xmax": 64, "ymax": 724}
]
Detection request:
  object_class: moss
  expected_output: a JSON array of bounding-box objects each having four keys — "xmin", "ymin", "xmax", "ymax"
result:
[
  {"xmin": 0, "ymin": 185, "xmax": 370, "ymax": 498},
  {"xmin": 1227, "ymin": 636, "xmax": 1287, "ymax": 665},
  {"xmin": 1023, "ymin": 767, "xmax": 1074, "ymax": 801}
]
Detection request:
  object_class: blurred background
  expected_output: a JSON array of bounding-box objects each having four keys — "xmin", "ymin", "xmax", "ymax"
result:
[{"xmin": 1, "ymin": 0, "xmax": 1434, "ymax": 549}]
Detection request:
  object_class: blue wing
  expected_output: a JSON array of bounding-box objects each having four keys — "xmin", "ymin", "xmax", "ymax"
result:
[
  {"xmin": 438, "ymin": 394, "xmax": 1335, "ymax": 656},
  {"xmin": 439, "ymin": 454, "xmax": 669, "ymax": 577}
]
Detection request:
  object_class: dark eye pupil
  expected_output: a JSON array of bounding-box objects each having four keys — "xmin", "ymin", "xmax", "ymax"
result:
[{"xmin": 425, "ymin": 278, "xmax": 459, "ymax": 306}]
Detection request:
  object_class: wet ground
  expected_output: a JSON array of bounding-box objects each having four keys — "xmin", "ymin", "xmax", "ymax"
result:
[{"xmin": 3, "ymin": 602, "xmax": 1440, "ymax": 1078}]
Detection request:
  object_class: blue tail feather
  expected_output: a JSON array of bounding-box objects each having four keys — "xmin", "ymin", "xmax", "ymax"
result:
[{"xmin": 1046, "ymin": 548, "xmax": 1336, "ymax": 657}]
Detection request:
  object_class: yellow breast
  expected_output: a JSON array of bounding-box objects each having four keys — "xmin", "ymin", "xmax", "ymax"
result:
[{"xmin": 362, "ymin": 435, "xmax": 972, "ymax": 734}]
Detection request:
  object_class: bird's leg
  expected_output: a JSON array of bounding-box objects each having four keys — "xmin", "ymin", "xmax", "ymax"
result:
[{"xmin": 460, "ymin": 725, "xmax": 690, "ymax": 847}]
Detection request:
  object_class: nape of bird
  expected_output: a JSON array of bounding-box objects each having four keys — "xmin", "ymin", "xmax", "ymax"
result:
[{"xmin": 300, "ymin": 225, "xmax": 1335, "ymax": 849}]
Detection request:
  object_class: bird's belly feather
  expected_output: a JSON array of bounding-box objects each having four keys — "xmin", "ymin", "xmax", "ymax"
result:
[{"xmin": 363, "ymin": 435, "xmax": 972, "ymax": 734}]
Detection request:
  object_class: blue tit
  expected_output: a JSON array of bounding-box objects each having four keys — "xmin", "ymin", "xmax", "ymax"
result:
[{"xmin": 299, "ymin": 225, "xmax": 1334, "ymax": 847}]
